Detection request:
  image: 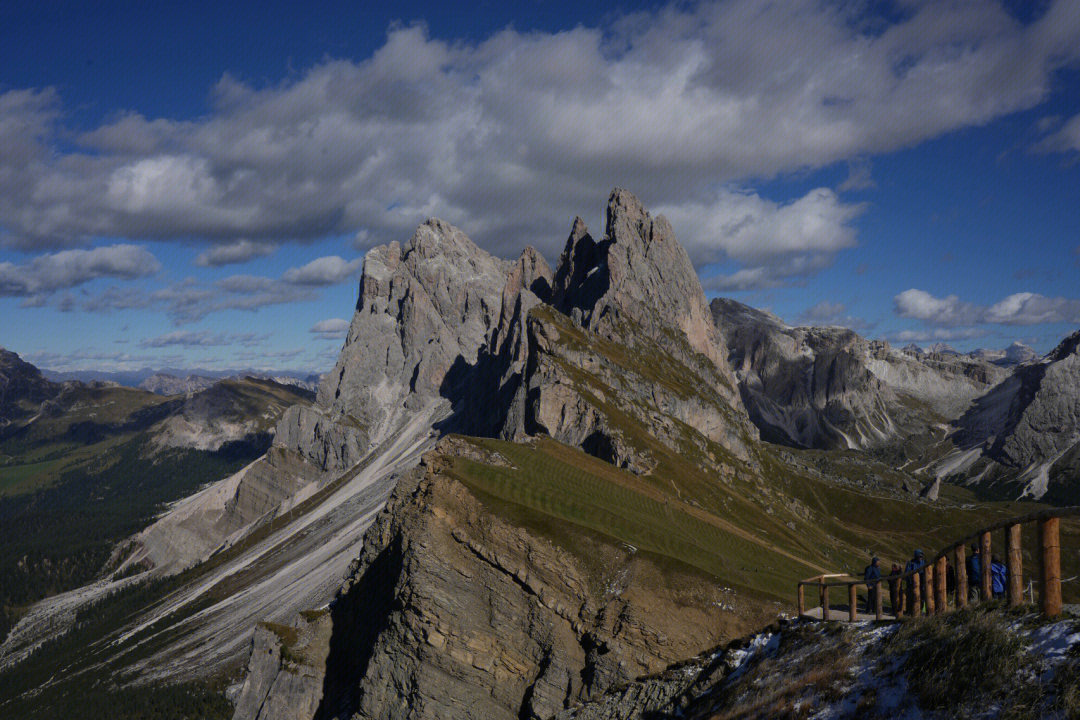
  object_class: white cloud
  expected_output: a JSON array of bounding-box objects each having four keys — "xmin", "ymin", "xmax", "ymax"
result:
[
  {"xmin": 894, "ymin": 289, "xmax": 983, "ymax": 326},
  {"xmin": 0, "ymin": 0, "xmax": 1075, "ymax": 293},
  {"xmin": 892, "ymin": 328, "xmax": 988, "ymax": 343},
  {"xmin": 895, "ymin": 289, "xmax": 1080, "ymax": 327},
  {"xmin": 282, "ymin": 256, "xmax": 363, "ymax": 286},
  {"xmin": 666, "ymin": 187, "xmax": 863, "ymax": 289},
  {"xmin": 0, "ymin": 244, "xmax": 160, "ymax": 296},
  {"xmin": 984, "ymin": 292, "xmax": 1080, "ymax": 325},
  {"xmin": 837, "ymin": 158, "xmax": 876, "ymax": 192},
  {"xmin": 195, "ymin": 239, "xmax": 276, "ymax": 267},
  {"xmin": 1034, "ymin": 112, "xmax": 1080, "ymax": 153},
  {"xmin": 139, "ymin": 330, "xmax": 266, "ymax": 348},
  {"xmin": 798, "ymin": 300, "xmax": 874, "ymax": 332},
  {"xmin": 309, "ymin": 318, "xmax": 350, "ymax": 339}
]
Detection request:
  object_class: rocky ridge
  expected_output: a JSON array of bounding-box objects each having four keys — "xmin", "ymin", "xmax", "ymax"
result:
[
  {"xmin": 232, "ymin": 438, "xmax": 766, "ymax": 720},
  {"xmin": 711, "ymin": 298, "xmax": 1009, "ymax": 451},
  {"xmin": 933, "ymin": 330, "xmax": 1080, "ymax": 498}
]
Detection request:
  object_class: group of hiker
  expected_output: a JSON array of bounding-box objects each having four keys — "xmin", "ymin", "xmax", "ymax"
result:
[{"xmin": 860, "ymin": 545, "xmax": 1009, "ymax": 615}]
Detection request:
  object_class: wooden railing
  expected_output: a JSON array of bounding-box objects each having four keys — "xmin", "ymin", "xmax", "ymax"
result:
[{"xmin": 797, "ymin": 507, "xmax": 1079, "ymax": 621}]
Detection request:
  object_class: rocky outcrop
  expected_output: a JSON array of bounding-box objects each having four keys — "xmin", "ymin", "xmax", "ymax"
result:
[
  {"xmin": 232, "ymin": 616, "xmax": 332, "ymax": 720},
  {"xmin": 943, "ymin": 330, "xmax": 1080, "ymax": 498},
  {"xmin": 310, "ymin": 219, "xmax": 512, "ymax": 466},
  {"xmin": 711, "ymin": 298, "xmax": 1009, "ymax": 450},
  {"xmin": 554, "ymin": 191, "xmax": 746, "ymax": 416},
  {"xmin": 0, "ymin": 348, "xmax": 58, "ymax": 424},
  {"xmin": 235, "ymin": 439, "xmax": 748, "ymax": 720},
  {"xmin": 138, "ymin": 373, "xmax": 219, "ymax": 395}
]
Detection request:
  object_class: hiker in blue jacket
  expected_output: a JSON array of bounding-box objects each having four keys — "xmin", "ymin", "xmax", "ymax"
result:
[
  {"xmin": 990, "ymin": 554, "xmax": 1007, "ymax": 599},
  {"xmin": 863, "ymin": 556, "xmax": 882, "ymax": 613},
  {"xmin": 905, "ymin": 549, "xmax": 926, "ymax": 614}
]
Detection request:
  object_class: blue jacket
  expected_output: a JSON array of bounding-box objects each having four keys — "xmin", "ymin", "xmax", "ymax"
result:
[
  {"xmin": 969, "ymin": 554, "xmax": 982, "ymax": 582},
  {"xmin": 991, "ymin": 561, "xmax": 1007, "ymax": 595},
  {"xmin": 864, "ymin": 564, "xmax": 881, "ymax": 586}
]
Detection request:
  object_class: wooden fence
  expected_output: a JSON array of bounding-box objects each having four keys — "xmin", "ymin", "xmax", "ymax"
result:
[{"xmin": 797, "ymin": 507, "xmax": 1078, "ymax": 621}]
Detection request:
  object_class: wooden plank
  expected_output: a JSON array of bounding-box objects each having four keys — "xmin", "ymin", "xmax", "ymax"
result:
[
  {"xmin": 849, "ymin": 584, "xmax": 858, "ymax": 622},
  {"xmin": 797, "ymin": 583, "xmax": 805, "ymax": 616},
  {"xmin": 1007, "ymin": 523, "xmax": 1023, "ymax": 608},
  {"xmin": 955, "ymin": 544, "xmax": 968, "ymax": 609},
  {"xmin": 911, "ymin": 566, "xmax": 921, "ymax": 617},
  {"xmin": 935, "ymin": 555, "xmax": 948, "ymax": 614},
  {"xmin": 981, "ymin": 531, "xmax": 993, "ymax": 601},
  {"xmin": 1041, "ymin": 517, "xmax": 1062, "ymax": 617},
  {"xmin": 924, "ymin": 563, "xmax": 935, "ymax": 616},
  {"xmin": 821, "ymin": 581, "xmax": 830, "ymax": 621}
]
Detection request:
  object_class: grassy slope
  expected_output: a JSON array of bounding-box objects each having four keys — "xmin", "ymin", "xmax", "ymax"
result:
[{"xmin": 443, "ymin": 435, "xmax": 1079, "ymax": 611}]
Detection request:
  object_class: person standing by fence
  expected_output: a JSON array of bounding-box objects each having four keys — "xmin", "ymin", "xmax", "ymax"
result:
[{"xmin": 863, "ymin": 557, "xmax": 881, "ymax": 613}]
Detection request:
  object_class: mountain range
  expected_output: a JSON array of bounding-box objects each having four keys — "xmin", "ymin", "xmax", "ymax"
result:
[{"xmin": 1, "ymin": 189, "xmax": 1078, "ymax": 719}]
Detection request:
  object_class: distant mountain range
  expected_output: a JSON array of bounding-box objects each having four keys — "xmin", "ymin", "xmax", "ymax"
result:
[{"xmin": 41, "ymin": 366, "xmax": 323, "ymax": 393}]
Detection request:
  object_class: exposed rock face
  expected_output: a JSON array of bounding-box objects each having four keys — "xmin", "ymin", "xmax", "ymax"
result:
[
  {"xmin": 0, "ymin": 348, "xmax": 58, "ymax": 423},
  {"xmin": 232, "ymin": 617, "xmax": 331, "ymax": 720},
  {"xmin": 554, "ymin": 190, "xmax": 744, "ymax": 411},
  {"xmin": 536, "ymin": 191, "xmax": 755, "ymax": 460},
  {"xmin": 139, "ymin": 373, "xmax": 219, "ymax": 395},
  {"xmin": 945, "ymin": 330, "xmax": 1080, "ymax": 498},
  {"xmin": 235, "ymin": 441, "xmax": 745, "ymax": 720},
  {"xmin": 711, "ymin": 298, "xmax": 1009, "ymax": 450},
  {"xmin": 151, "ymin": 378, "xmax": 307, "ymax": 452},
  {"xmin": 315, "ymin": 220, "xmax": 509, "ymax": 455}
]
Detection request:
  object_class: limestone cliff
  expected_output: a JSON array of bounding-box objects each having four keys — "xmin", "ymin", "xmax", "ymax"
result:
[
  {"xmin": 232, "ymin": 438, "xmax": 765, "ymax": 720},
  {"xmin": 940, "ymin": 329, "xmax": 1080, "ymax": 499},
  {"xmin": 711, "ymin": 298, "xmax": 1008, "ymax": 451}
]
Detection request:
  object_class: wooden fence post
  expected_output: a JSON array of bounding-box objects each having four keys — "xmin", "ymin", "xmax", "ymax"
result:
[
  {"xmin": 935, "ymin": 556, "xmax": 948, "ymax": 613},
  {"xmin": 924, "ymin": 563, "xmax": 935, "ymax": 616},
  {"xmin": 955, "ymin": 544, "xmax": 968, "ymax": 609},
  {"xmin": 821, "ymin": 580, "xmax": 830, "ymax": 621},
  {"xmin": 797, "ymin": 583, "xmax": 805, "ymax": 616},
  {"xmin": 875, "ymin": 578, "xmax": 883, "ymax": 621},
  {"xmin": 849, "ymin": 584, "xmax": 858, "ymax": 622},
  {"xmin": 1040, "ymin": 517, "xmax": 1062, "ymax": 617},
  {"xmin": 1007, "ymin": 523, "xmax": 1023, "ymax": 608},
  {"xmin": 981, "ymin": 531, "xmax": 993, "ymax": 601},
  {"xmin": 911, "ymin": 567, "xmax": 921, "ymax": 617}
]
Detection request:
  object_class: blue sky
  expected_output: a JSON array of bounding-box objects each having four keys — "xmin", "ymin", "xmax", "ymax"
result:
[{"xmin": 2, "ymin": 0, "xmax": 1080, "ymax": 373}]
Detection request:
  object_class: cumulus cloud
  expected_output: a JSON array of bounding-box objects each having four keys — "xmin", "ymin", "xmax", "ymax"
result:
[
  {"xmin": 895, "ymin": 289, "xmax": 1080, "ymax": 327},
  {"xmin": 0, "ymin": 244, "xmax": 161, "ymax": 297},
  {"xmin": 195, "ymin": 239, "xmax": 276, "ymax": 267},
  {"xmin": 281, "ymin": 256, "xmax": 363, "ymax": 286},
  {"xmin": 894, "ymin": 289, "xmax": 983, "ymax": 326},
  {"xmin": 668, "ymin": 187, "xmax": 863, "ymax": 289},
  {"xmin": 0, "ymin": 0, "xmax": 1076, "ymax": 294},
  {"xmin": 309, "ymin": 318, "xmax": 350, "ymax": 339},
  {"xmin": 984, "ymin": 292, "xmax": 1080, "ymax": 325}
]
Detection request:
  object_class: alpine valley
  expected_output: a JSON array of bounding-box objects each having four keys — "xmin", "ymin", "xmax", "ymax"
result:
[{"xmin": 2, "ymin": 190, "xmax": 1079, "ymax": 719}]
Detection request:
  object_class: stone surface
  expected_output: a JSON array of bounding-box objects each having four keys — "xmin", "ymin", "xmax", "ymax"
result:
[
  {"xmin": 0, "ymin": 347, "xmax": 59, "ymax": 423},
  {"xmin": 237, "ymin": 441, "xmax": 752, "ymax": 720},
  {"xmin": 711, "ymin": 298, "xmax": 1009, "ymax": 451},
  {"xmin": 946, "ymin": 330, "xmax": 1080, "ymax": 498}
]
